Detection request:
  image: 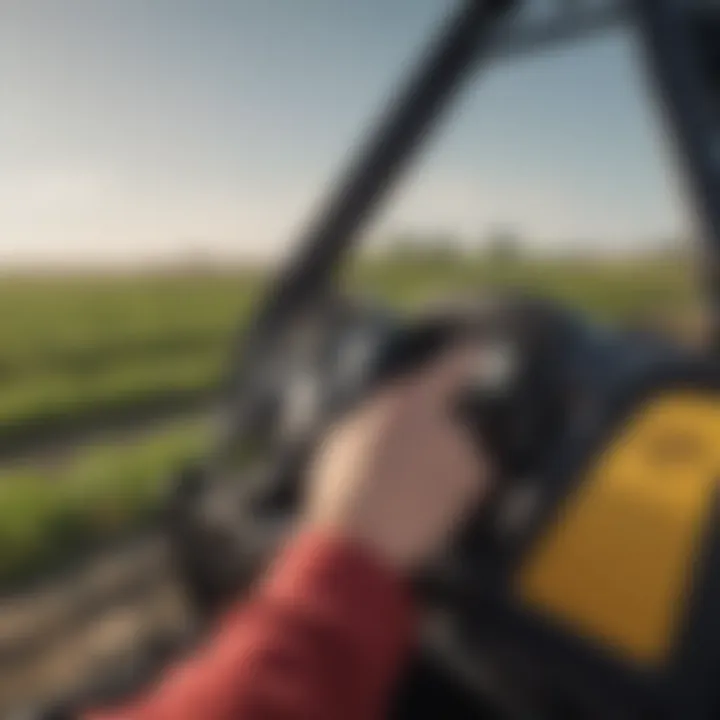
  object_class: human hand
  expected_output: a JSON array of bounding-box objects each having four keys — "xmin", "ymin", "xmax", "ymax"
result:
[{"xmin": 301, "ymin": 345, "xmax": 491, "ymax": 573}]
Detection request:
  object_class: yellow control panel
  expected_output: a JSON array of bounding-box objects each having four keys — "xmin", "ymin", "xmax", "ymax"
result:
[{"xmin": 516, "ymin": 393, "xmax": 720, "ymax": 667}]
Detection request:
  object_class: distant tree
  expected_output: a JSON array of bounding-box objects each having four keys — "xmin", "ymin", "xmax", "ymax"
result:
[
  {"xmin": 386, "ymin": 232, "xmax": 460, "ymax": 263},
  {"xmin": 485, "ymin": 228, "xmax": 522, "ymax": 264},
  {"xmin": 387, "ymin": 234, "xmax": 419, "ymax": 258},
  {"xmin": 425, "ymin": 233, "xmax": 459, "ymax": 262},
  {"xmin": 656, "ymin": 235, "xmax": 689, "ymax": 261}
]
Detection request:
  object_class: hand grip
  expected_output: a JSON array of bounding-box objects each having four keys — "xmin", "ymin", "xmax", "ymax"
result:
[
  {"xmin": 375, "ymin": 294, "xmax": 577, "ymax": 480},
  {"xmin": 456, "ymin": 297, "xmax": 578, "ymax": 480}
]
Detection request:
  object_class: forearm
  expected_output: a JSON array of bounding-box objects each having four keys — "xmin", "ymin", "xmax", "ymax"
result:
[{"xmin": 85, "ymin": 531, "xmax": 415, "ymax": 720}]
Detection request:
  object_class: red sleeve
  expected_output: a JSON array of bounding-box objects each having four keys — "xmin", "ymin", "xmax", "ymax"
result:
[{"xmin": 85, "ymin": 531, "xmax": 416, "ymax": 720}]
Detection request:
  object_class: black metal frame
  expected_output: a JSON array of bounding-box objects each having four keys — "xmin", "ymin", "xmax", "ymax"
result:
[
  {"xmin": 222, "ymin": 0, "xmax": 720, "ymax": 451},
  {"xmin": 631, "ymin": 0, "xmax": 720, "ymax": 351},
  {"xmin": 219, "ymin": 0, "xmax": 511, "ymax": 455}
]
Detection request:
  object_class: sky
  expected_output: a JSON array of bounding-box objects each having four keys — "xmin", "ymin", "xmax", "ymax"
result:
[{"xmin": 0, "ymin": 0, "xmax": 694, "ymax": 267}]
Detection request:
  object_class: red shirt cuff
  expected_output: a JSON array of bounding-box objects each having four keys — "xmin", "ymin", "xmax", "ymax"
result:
[{"xmin": 258, "ymin": 529, "xmax": 416, "ymax": 677}]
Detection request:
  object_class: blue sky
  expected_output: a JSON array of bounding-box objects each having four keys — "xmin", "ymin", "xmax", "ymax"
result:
[{"xmin": 0, "ymin": 1, "xmax": 690, "ymax": 265}]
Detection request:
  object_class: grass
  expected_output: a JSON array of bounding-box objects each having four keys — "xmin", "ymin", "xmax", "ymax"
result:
[
  {"xmin": 0, "ymin": 273, "xmax": 260, "ymax": 381},
  {"xmin": 0, "ymin": 274, "xmax": 260, "ymax": 448},
  {"xmin": 0, "ymin": 420, "xmax": 209, "ymax": 588},
  {"xmin": 0, "ymin": 257, "xmax": 699, "ymax": 449},
  {"xmin": 0, "ymin": 350, "xmax": 221, "ymax": 454},
  {"xmin": 351, "ymin": 255, "xmax": 698, "ymax": 320},
  {"xmin": 0, "ymin": 254, "xmax": 703, "ymax": 586}
]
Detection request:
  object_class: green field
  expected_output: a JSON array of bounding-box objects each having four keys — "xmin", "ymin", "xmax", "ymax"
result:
[
  {"xmin": 0, "ymin": 254, "xmax": 702, "ymax": 587},
  {"xmin": 0, "ymin": 421, "xmax": 208, "ymax": 587},
  {"xmin": 0, "ymin": 274, "xmax": 261, "ymax": 453},
  {"xmin": 0, "ymin": 257, "xmax": 698, "ymax": 449}
]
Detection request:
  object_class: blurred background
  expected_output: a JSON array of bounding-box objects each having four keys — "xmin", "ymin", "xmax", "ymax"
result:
[{"xmin": 0, "ymin": 0, "xmax": 706, "ymax": 712}]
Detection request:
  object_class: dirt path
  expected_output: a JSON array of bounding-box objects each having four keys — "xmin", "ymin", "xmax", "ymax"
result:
[{"xmin": 0, "ymin": 533, "xmax": 193, "ymax": 715}]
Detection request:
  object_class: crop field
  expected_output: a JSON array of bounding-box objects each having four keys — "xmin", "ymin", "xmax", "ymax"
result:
[
  {"xmin": 0, "ymin": 274, "xmax": 262, "ymax": 454},
  {"xmin": 0, "ymin": 254, "xmax": 701, "ymax": 588}
]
